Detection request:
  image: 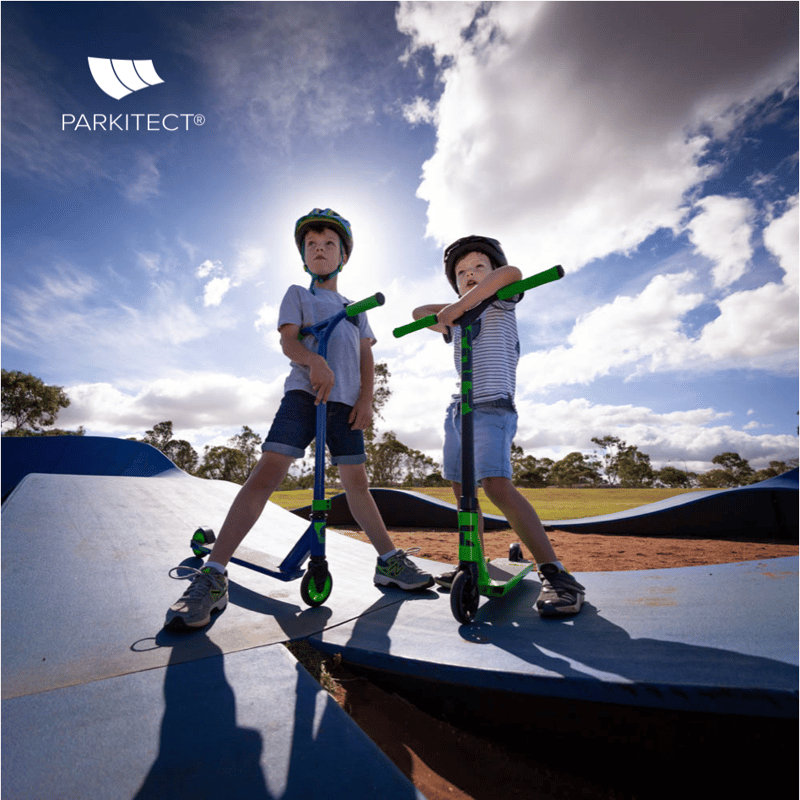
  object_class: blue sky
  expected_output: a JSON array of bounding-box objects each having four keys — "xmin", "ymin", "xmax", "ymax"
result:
[{"xmin": 2, "ymin": 1, "xmax": 798, "ymax": 475}]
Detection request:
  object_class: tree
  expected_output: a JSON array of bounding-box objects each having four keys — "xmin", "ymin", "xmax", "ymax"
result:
[
  {"xmin": 591, "ymin": 435, "xmax": 655, "ymax": 487},
  {"xmin": 2, "ymin": 369, "xmax": 72, "ymax": 435},
  {"xmin": 511, "ymin": 443, "xmax": 553, "ymax": 487},
  {"xmin": 197, "ymin": 445, "xmax": 250, "ymax": 483},
  {"xmin": 549, "ymin": 452, "xmax": 603, "ymax": 487},
  {"xmin": 615, "ymin": 444, "xmax": 654, "ymax": 488},
  {"xmin": 591, "ymin": 435, "xmax": 624, "ymax": 484},
  {"xmin": 364, "ymin": 361, "xmax": 391, "ymax": 457},
  {"xmin": 142, "ymin": 421, "xmax": 199, "ymax": 473},
  {"xmin": 228, "ymin": 425, "xmax": 262, "ymax": 475},
  {"xmin": 367, "ymin": 431, "xmax": 438, "ymax": 487},
  {"xmin": 698, "ymin": 452, "xmax": 754, "ymax": 488},
  {"xmin": 655, "ymin": 466, "xmax": 696, "ymax": 488},
  {"xmin": 751, "ymin": 460, "xmax": 794, "ymax": 483}
]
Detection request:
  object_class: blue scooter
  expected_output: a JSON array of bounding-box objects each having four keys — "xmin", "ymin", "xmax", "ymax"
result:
[{"xmin": 191, "ymin": 292, "xmax": 385, "ymax": 607}]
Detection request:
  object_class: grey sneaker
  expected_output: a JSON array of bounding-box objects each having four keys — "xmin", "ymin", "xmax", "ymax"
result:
[
  {"xmin": 375, "ymin": 548, "xmax": 434, "ymax": 591},
  {"xmin": 536, "ymin": 564, "xmax": 585, "ymax": 617},
  {"xmin": 164, "ymin": 565, "xmax": 228, "ymax": 630},
  {"xmin": 433, "ymin": 569, "xmax": 457, "ymax": 590}
]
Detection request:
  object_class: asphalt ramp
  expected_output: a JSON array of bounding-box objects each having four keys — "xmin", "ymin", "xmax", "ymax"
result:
[
  {"xmin": 2, "ymin": 458, "xmax": 797, "ymax": 799},
  {"xmin": 1, "ymin": 471, "xmax": 428, "ymax": 800}
]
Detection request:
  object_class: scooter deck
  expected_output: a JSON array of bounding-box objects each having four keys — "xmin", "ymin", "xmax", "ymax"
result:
[
  {"xmin": 190, "ymin": 542, "xmax": 306, "ymax": 582},
  {"xmin": 479, "ymin": 558, "xmax": 537, "ymax": 598}
]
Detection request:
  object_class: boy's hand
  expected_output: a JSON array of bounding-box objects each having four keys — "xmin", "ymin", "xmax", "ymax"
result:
[
  {"xmin": 348, "ymin": 394, "xmax": 373, "ymax": 430},
  {"xmin": 309, "ymin": 357, "xmax": 335, "ymax": 405},
  {"xmin": 436, "ymin": 300, "xmax": 466, "ymax": 329}
]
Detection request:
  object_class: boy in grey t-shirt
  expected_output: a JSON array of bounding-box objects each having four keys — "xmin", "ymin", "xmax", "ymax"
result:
[{"xmin": 165, "ymin": 209, "xmax": 432, "ymax": 630}]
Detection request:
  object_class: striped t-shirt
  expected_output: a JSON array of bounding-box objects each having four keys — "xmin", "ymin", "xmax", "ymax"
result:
[{"xmin": 449, "ymin": 298, "xmax": 520, "ymax": 404}]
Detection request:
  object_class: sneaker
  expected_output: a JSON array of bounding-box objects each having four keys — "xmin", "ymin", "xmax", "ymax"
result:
[
  {"xmin": 434, "ymin": 558, "xmax": 491, "ymax": 590},
  {"xmin": 536, "ymin": 563, "xmax": 585, "ymax": 617},
  {"xmin": 375, "ymin": 548, "xmax": 434, "ymax": 591},
  {"xmin": 164, "ymin": 565, "xmax": 228, "ymax": 630},
  {"xmin": 433, "ymin": 569, "xmax": 457, "ymax": 590}
]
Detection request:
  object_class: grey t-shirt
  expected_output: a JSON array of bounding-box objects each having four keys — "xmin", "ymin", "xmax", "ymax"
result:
[{"xmin": 278, "ymin": 284, "xmax": 376, "ymax": 407}]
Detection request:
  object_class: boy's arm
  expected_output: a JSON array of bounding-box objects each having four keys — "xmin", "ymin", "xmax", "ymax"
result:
[
  {"xmin": 279, "ymin": 323, "xmax": 335, "ymax": 405},
  {"xmin": 412, "ymin": 303, "xmax": 450, "ymax": 334},
  {"xmin": 436, "ymin": 265, "xmax": 522, "ymax": 328},
  {"xmin": 348, "ymin": 338, "xmax": 375, "ymax": 430}
]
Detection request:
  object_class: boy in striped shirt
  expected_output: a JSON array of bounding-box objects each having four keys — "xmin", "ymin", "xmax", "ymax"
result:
[{"xmin": 412, "ymin": 236, "xmax": 585, "ymax": 617}]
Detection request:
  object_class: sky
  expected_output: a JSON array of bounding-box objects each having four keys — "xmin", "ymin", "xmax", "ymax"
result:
[{"xmin": 2, "ymin": 1, "xmax": 798, "ymax": 476}]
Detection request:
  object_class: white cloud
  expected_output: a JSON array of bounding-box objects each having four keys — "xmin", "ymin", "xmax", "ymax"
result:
[
  {"xmin": 59, "ymin": 372, "xmax": 286, "ymax": 447},
  {"xmin": 196, "ymin": 259, "xmax": 218, "ymax": 279},
  {"xmin": 203, "ymin": 276, "xmax": 232, "ymax": 307},
  {"xmin": 686, "ymin": 196, "xmax": 756, "ymax": 288},
  {"xmin": 763, "ymin": 194, "xmax": 799, "ymax": 288},
  {"xmin": 122, "ymin": 153, "xmax": 161, "ymax": 204},
  {"xmin": 402, "ymin": 96, "xmax": 437, "ymax": 126},
  {"xmin": 516, "ymin": 271, "xmax": 705, "ymax": 390},
  {"xmin": 692, "ymin": 196, "xmax": 798, "ymax": 370},
  {"xmin": 398, "ymin": 2, "xmax": 798, "ymax": 270}
]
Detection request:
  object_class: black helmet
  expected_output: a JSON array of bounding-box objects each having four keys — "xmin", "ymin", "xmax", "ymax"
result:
[{"xmin": 444, "ymin": 235, "xmax": 508, "ymax": 293}]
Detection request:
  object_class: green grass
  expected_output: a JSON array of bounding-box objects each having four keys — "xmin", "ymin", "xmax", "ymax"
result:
[{"xmin": 270, "ymin": 486, "xmax": 705, "ymax": 520}]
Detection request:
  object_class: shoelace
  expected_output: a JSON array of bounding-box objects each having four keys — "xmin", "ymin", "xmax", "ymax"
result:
[
  {"xmin": 168, "ymin": 566, "xmax": 221, "ymax": 598},
  {"xmin": 393, "ymin": 548, "xmax": 428, "ymax": 572}
]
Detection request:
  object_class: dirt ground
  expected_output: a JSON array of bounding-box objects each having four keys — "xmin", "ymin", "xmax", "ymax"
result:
[{"xmin": 302, "ymin": 527, "xmax": 797, "ymax": 800}]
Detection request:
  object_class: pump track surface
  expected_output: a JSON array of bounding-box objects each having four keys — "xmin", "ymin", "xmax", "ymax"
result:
[{"xmin": 2, "ymin": 436, "xmax": 797, "ymax": 799}]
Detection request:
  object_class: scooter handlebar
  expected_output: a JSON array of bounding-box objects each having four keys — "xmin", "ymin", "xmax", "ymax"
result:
[
  {"xmin": 392, "ymin": 265, "xmax": 564, "ymax": 338},
  {"xmin": 346, "ymin": 292, "xmax": 385, "ymax": 317},
  {"xmin": 393, "ymin": 314, "xmax": 438, "ymax": 338}
]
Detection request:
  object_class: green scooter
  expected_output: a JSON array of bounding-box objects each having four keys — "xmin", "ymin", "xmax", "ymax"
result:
[{"xmin": 394, "ymin": 266, "xmax": 564, "ymax": 623}]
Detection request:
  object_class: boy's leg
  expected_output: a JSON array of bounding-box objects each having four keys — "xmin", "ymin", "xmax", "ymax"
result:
[
  {"xmin": 338, "ymin": 463, "xmax": 394, "ymax": 554},
  {"xmin": 207, "ymin": 451, "xmax": 294, "ymax": 567},
  {"xmin": 481, "ymin": 477, "xmax": 556, "ymax": 564},
  {"xmin": 164, "ymin": 451, "xmax": 293, "ymax": 631},
  {"xmin": 482, "ymin": 476, "xmax": 584, "ymax": 616},
  {"xmin": 338, "ymin": 463, "xmax": 433, "ymax": 590}
]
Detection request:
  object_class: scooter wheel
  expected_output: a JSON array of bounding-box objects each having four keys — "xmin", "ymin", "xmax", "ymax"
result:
[
  {"xmin": 450, "ymin": 569, "xmax": 479, "ymax": 624},
  {"xmin": 509, "ymin": 542, "xmax": 524, "ymax": 562},
  {"xmin": 301, "ymin": 567, "xmax": 333, "ymax": 607},
  {"xmin": 191, "ymin": 527, "xmax": 216, "ymax": 557}
]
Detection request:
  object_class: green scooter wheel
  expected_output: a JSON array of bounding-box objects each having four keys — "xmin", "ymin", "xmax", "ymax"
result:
[
  {"xmin": 191, "ymin": 527, "xmax": 216, "ymax": 557},
  {"xmin": 450, "ymin": 569, "xmax": 479, "ymax": 624},
  {"xmin": 301, "ymin": 568, "xmax": 333, "ymax": 607}
]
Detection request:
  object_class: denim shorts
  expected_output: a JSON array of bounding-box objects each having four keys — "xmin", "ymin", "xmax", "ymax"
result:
[
  {"xmin": 262, "ymin": 390, "xmax": 366, "ymax": 465},
  {"xmin": 443, "ymin": 399, "xmax": 517, "ymax": 484}
]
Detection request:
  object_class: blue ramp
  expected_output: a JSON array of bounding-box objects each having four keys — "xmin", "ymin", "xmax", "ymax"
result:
[
  {"xmin": 544, "ymin": 470, "xmax": 798, "ymax": 540},
  {"xmin": 292, "ymin": 487, "xmax": 510, "ymax": 530},
  {"xmin": 1, "ymin": 468, "xmax": 427, "ymax": 800},
  {"xmin": 1, "ymin": 435, "xmax": 179, "ymax": 499},
  {"xmin": 311, "ymin": 557, "xmax": 798, "ymax": 719}
]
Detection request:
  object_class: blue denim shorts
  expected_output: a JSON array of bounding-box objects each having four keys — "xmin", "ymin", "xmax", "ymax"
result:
[
  {"xmin": 262, "ymin": 390, "xmax": 366, "ymax": 465},
  {"xmin": 443, "ymin": 399, "xmax": 517, "ymax": 484}
]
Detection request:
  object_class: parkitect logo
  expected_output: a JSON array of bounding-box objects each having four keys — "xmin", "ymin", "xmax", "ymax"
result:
[{"xmin": 61, "ymin": 57, "xmax": 206, "ymax": 131}]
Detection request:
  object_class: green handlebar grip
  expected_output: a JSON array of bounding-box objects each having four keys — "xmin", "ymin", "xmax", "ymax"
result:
[
  {"xmin": 497, "ymin": 264, "xmax": 564, "ymax": 300},
  {"xmin": 393, "ymin": 314, "xmax": 438, "ymax": 338},
  {"xmin": 393, "ymin": 265, "xmax": 564, "ymax": 338},
  {"xmin": 346, "ymin": 292, "xmax": 385, "ymax": 316}
]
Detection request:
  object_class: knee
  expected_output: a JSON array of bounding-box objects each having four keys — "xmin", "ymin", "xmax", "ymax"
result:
[
  {"xmin": 482, "ymin": 476, "xmax": 514, "ymax": 503},
  {"xmin": 339, "ymin": 464, "xmax": 370, "ymax": 495},
  {"xmin": 246, "ymin": 452, "xmax": 290, "ymax": 494}
]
